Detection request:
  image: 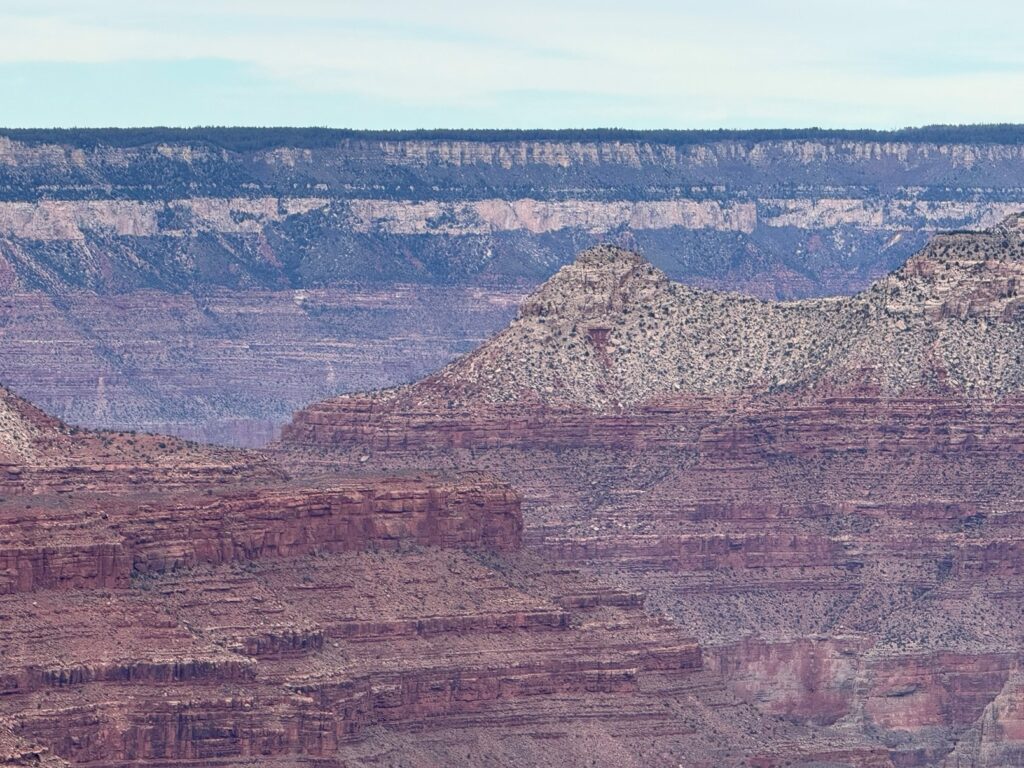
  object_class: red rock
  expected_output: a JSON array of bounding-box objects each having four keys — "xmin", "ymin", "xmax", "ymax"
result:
[{"xmin": 273, "ymin": 222, "xmax": 1024, "ymax": 766}]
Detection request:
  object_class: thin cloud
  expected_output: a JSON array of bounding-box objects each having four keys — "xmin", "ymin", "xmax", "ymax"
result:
[{"xmin": 0, "ymin": 0, "xmax": 1022, "ymax": 127}]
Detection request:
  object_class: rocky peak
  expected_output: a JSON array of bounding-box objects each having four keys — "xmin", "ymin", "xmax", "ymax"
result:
[
  {"xmin": 0, "ymin": 386, "xmax": 45, "ymax": 462},
  {"xmin": 994, "ymin": 210, "xmax": 1024, "ymax": 237},
  {"xmin": 517, "ymin": 245, "xmax": 670, "ymax": 325},
  {"xmin": 875, "ymin": 214, "xmax": 1024, "ymax": 320},
  {"xmin": 421, "ymin": 217, "xmax": 1024, "ymax": 409}
]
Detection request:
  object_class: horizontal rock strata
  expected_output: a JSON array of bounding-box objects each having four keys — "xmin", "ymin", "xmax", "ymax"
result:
[
  {"xmin": 275, "ymin": 221, "xmax": 1024, "ymax": 766},
  {"xmin": 6, "ymin": 129, "xmax": 1024, "ymax": 443}
]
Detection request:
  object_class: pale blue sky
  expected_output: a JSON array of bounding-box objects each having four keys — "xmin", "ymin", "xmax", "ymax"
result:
[{"xmin": 2, "ymin": 0, "xmax": 1023, "ymax": 128}]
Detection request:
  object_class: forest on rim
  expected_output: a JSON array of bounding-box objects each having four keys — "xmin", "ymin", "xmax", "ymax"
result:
[{"xmin": 4, "ymin": 124, "xmax": 1024, "ymax": 151}]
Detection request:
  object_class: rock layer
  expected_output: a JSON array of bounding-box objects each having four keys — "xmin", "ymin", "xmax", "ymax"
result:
[
  {"xmin": 277, "ymin": 219, "xmax": 1024, "ymax": 766},
  {"xmin": 5, "ymin": 129, "xmax": 1024, "ymax": 444},
  {"xmin": 0, "ymin": 476, "xmax": 521, "ymax": 595},
  {"xmin": 1, "ymin": 381, "xmax": 816, "ymax": 768}
]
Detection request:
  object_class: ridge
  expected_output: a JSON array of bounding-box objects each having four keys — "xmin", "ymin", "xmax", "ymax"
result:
[{"xmin": 346, "ymin": 214, "xmax": 1024, "ymax": 412}]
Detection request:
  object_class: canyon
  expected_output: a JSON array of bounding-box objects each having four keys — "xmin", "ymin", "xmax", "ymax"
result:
[
  {"xmin": 0, "ymin": 377, "xmax": 844, "ymax": 768},
  {"xmin": 5, "ymin": 127, "xmax": 1024, "ymax": 766},
  {"xmin": 4, "ymin": 127, "xmax": 1024, "ymax": 444},
  {"xmin": 274, "ymin": 215, "xmax": 1024, "ymax": 765}
]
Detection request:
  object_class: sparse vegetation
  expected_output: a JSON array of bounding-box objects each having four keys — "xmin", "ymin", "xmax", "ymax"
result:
[
  {"xmin": 397, "ymin": 214, "xmax": 1024, "ymax": 413},
  {"xmin": 5, "ymin": 125, "xmax": 1024, "ymax": 150}
]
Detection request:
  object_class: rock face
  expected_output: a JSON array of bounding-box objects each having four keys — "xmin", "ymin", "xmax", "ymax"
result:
[
  {"xmin": 3, "ymin": 562, "xmax": 711, "ymax": 768},
  {"xmin": 8, "ymin": 134, "xmax": 1024, "ymax": 765},
  {"xmin": 0, "ymin": 477, "xmax": 522, "ymax": 595},
  {"xmin": 0, "ymin": 382, "xmax": 277, "ymax": 495},
  {"xmin": 277, "ymin": 217, "xmax": 1024, "ymax": 765},
  {"xmin": 5, "ymin": 127, "xmax": 1024, "ymax": 444},
  {"xmin": 0, "ymin": 285, "xmax": 524, "ymax": 447},
  {"xmin": 15, "ymin": 218, "xmax": 1024, "ymax": 765},
  {"xmin": 1, "ymin": 385, "xmax": 800, "ymax": 768}
]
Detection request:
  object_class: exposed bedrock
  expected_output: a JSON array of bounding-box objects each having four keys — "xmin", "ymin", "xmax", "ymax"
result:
[
  {"xmin": 0, "ymin": 550, "xmax": 717, "ymax": 768},
  {"xmin": 0, "ymin": 477, "xmax": 521, "ymax": 594},
  {"xmin": 5, "ymin": 130, "xmax": 1024, "ymax": 443},
  {"xmin": 273, "ymin": 220, "xmax": 1024, "ymax": 765},
  {"xmin": 9, "ymin": 179, "xmax": 1024, "ymax": 765}
]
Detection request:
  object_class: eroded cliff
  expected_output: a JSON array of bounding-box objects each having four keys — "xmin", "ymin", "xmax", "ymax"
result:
[
  {"xmin": 4, "ymin": 128, "xmax": 1024, "ymax": 444},
  {"xmin": 277, "ymin": 218, "xmax": 1024, "ymax": 766},
  {"xmin": 0, "ymin": 382, "xmax": 794, "ymax": 768}
]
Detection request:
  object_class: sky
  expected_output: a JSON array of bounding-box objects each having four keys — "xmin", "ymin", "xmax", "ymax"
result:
[{"xmin": 2, "ymin": 0, "xmax": 1023, "ymax": 129}]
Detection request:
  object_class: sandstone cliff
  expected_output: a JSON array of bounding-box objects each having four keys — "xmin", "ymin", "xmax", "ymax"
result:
[
  {"xmin": 1, "ymin": 384, "xmax": 782, "ymax": 768},
  {"xmin": 7, "ymin": 133, "xmax": 1024, "ymax": 765},
  {"xmin": 0, "ymin": 339, "xmax": 926, "ymax": 766}
]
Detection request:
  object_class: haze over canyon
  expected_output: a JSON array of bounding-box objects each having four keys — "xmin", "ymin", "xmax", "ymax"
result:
[
  {"xmin": 4, "ymin": 127, "xmax": 1024, "ymax": 445},
  {"xmin": 8, "ymin": 0, "xmax": 1024, "ymax": 762}
]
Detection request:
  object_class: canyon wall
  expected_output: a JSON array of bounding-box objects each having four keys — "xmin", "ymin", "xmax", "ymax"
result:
[
  {"xmin": 3, "ymin": 128, "xmax": 1024, "ymax": 444},
  {"xmin": 0, "ymin": 476, "xmax": 522, "ymax": 594},
  {"xmin": 14, "ymin": 180, "xmax": 1024, "ymax": 765},
  {"xmin": 274, "ymin": 227, "xmax": 1024, "ymax": 766},
  {"xmin": 0, "ymin": 390, "xmax": 773, "ymax": 768},
  {"xmin": 277, "ymin": 404, "xmax": 1024, "ymax": 766}
]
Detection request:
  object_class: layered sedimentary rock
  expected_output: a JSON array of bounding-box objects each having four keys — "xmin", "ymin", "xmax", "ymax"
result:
[
  {"xmin": 0, "ymin": 377, "xmax": 924, "ymax": 766},
  {"xmin": 7, "ymin": 137, "xmax": 1024, "ymax": 765},
  {"xmin": 0, "ymin": 476, "xmax": 521, "ymax": 595},
  {"xmin": 1, "ymin": 551, "xmax": 717, "ymax": 767},
  {"xmin": 3, "ymin": 382, "xmax": 833, "ymax": 767},
  {"xmin": 5, "ymin": 127, "xmax": 1024, "ymax": 443},
  {"xmin": 0, "ymin": 728, "xmax": 67, "ymax": 768},
  {"xmin": 0, "ymin": 284, "xmax": 523, "ymax": 446},
  {"xmin": 0, "ymin": 382, "xmax": 276, "ymax": 494},
  {"xmin": 278, "ymin": 215, "xmax": 1024, "ymax": 765}
]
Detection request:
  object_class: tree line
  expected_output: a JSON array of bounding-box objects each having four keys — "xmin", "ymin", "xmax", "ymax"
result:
[{"xmin": 3, "ymin": 125, "xmax": 1024, "ymax": 151}]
